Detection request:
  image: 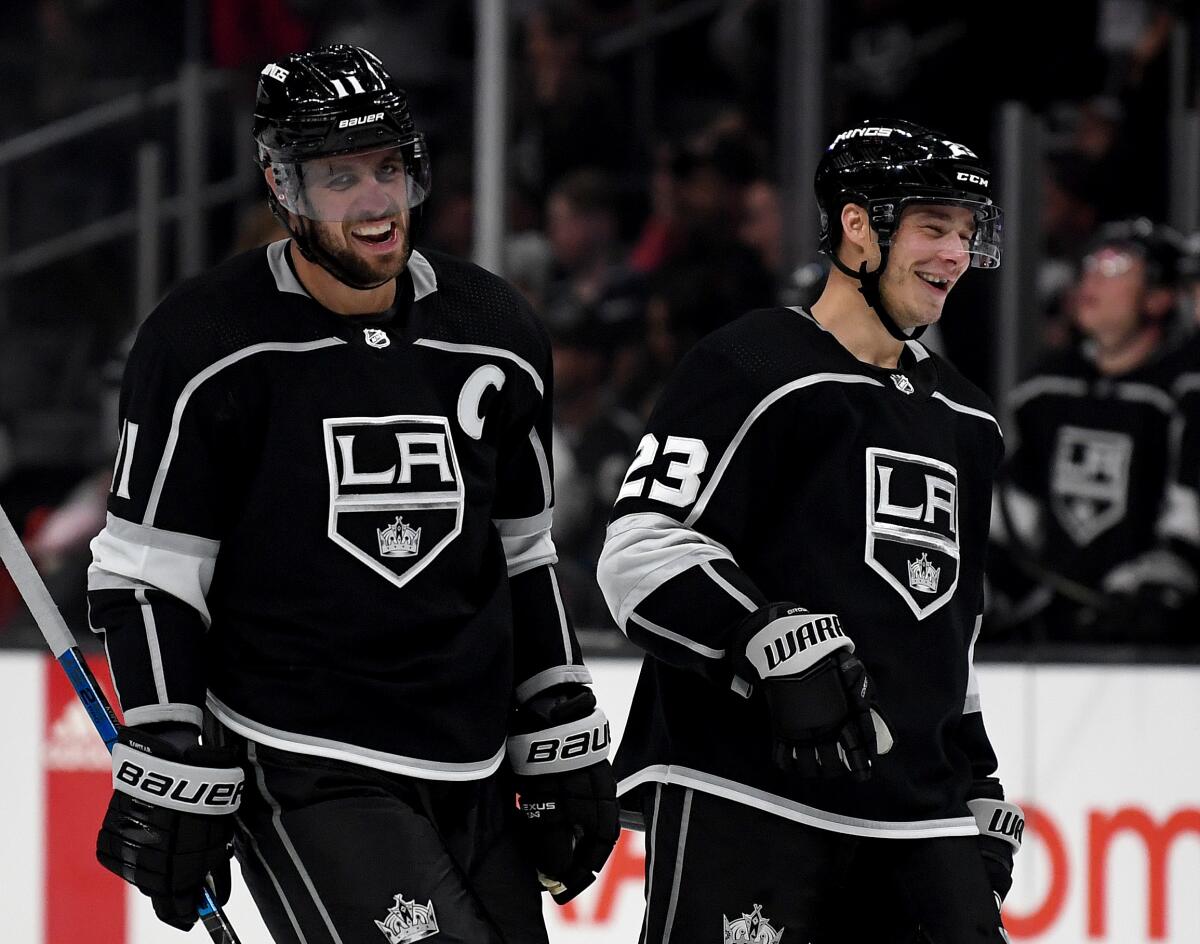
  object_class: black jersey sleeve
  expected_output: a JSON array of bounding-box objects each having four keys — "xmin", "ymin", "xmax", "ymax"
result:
[
  {"xmin": 86, "ymin": 315, "xmax": 249, "ymax": 729},
  {"xmin": 950, "ymin": 615, "xmax": 1002, "ymax": 787},
  {"xmin": 597, "ymin": 341, "xmax": 772, "ymax": 687},
  {"xmin": 491, "ymin": 321, "xmax": 592, "ymax": 704}
]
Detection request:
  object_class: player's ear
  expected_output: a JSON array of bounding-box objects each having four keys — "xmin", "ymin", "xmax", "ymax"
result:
[{"xmin": 839, "ymin": 203, "xmax": 873, "ymax": 259}]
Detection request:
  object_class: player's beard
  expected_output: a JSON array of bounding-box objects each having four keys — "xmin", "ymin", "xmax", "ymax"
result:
[{"xmin": 307, "ymin": 217, "xmax": 413, "ymax": 290}]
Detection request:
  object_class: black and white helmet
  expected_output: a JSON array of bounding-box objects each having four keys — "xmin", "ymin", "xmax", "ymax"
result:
[
  {"xmin": 815, "ymin": 119, "xmax": 1002, "ymax": 270},
  {"xmin": 253, "ymin": 44, "xmax": 431, "ymax": 223}
]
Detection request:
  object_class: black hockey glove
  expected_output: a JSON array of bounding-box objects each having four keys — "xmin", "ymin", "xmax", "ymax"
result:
[
  {"xmin": 508, "ymin": 684, "xmax": 619, "ymax": 905},
  {"xmin": 968, "ymin": 781, "xmax": 1024, "ymax": 916},
  {"xmin": 96, "ymin": 725, "xmax": 244, "ymax": 931},
  {"xmin": 732, "ymin": 603, "xmax": 893, "ymax": 782}
]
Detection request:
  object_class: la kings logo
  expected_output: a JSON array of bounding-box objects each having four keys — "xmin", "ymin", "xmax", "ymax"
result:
[
  {"xmin": 865, "ymin": 447, "xmax": 959, "ymax": 619},
  {"xmin": 324, "ymin": 414, "xmax": 464, "ymax": 588},
  {"xmin": 1051, "ymin": 425, "xmax": 1132, "ymax": 546}
]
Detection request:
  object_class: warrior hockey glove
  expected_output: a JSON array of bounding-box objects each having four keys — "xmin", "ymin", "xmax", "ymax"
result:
[
  {"xmin": 732, "ymin": 602, "xmax": 893, "ymax": 782},
  {"xmin": 968, "ymin": 781, "xmax": 1024, "ymax": 907},
  {"xmin": 96, "ymin": 725, "xmax": 243, "ymax": 931},
  {"xmin": 508, "ymin": 684, "xmax": 619, "ymax": 905}
]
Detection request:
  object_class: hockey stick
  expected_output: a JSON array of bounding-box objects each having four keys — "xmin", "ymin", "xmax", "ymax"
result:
[{"xmin": 0, "ymin": 505, "xmax": 242, "ymax": 944}]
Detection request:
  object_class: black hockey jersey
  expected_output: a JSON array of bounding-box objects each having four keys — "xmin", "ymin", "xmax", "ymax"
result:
[
  {"xmin": 88, "ymin": 241, "xmax": 591, "ymax": 779},
  {"xmin": 597, "ymin": 306, "xmax": 1004, "ymax": 837},
  {"xmin": 995, "ymin": 343, "xmax": 1190, "ymax": 630}
]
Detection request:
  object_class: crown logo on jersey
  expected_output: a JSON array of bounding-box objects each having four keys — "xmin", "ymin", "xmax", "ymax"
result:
[
  {"xmin": 723, "ymin": 903, "xmax": 784, "ymax": 944},
  {"xmin": 891, "ymin": 373, "xmax": 914, "ymax": 395},
  {"xmin": 377, "ymin": 516, "xmax": 421, "ymax": 557},
  {"xmin": 374, "ymin": 893, "xmax": 439, "ymax": 943},
  {"xmin": 364, "ymin": 327, "xmax": 390, "ymax": 349},
  {"xmin": 907, "ymin": 552, "xmax": 941, "ymax": 593}
]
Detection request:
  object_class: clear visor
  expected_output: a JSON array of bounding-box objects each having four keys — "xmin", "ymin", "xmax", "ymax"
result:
[
  {"xmin": 878, "ymin": 197, "xmax": 1003, "ymax": 270},
  {"xmin": 269, "ymin": 142, "xmax": 431, "ymax": 223}
]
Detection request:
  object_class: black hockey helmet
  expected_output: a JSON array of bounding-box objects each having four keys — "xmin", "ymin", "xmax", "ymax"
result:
[
  {"xmin": 815, "ymin": 118, "xmax": 1001, "ymax": 269},
  {"xmin": 814, "ymin": 119, "xmax": 1001, "ymax": 339},
  {"xmin": 1081, "ymin": 217, "xmax": 1185, "ymax": 288},
  {"xmin": 253, "ymin": 44, "xmax": 430, "ymax": 215}
]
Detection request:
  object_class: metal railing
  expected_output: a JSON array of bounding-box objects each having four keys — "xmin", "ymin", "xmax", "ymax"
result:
[{"xmin": 0, "ymin": 63, "xmax": 257, "ymax": 326}]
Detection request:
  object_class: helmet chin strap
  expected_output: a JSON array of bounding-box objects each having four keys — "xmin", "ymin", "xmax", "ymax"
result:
[{"xmin": 829, "ymin": 244, "xmax": 928, "ymax": 342}]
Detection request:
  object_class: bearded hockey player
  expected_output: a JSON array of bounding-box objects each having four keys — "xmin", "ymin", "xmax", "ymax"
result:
[
  {"xmin": 597, "ymin": 119, "xmax": 1021, "ymax": 942},
  {"xmin": 993, "ymin": 218, "xmax": 1195, "ymax": 642},
  {"xmin": 86, "ymin": 45, "xmax": 617, "ymax": 942}
]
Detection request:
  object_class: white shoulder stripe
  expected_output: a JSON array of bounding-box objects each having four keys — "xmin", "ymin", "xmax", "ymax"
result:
[
  {"xmin": 144, "ymin": 338, "xmax": 346, "ymax": 525},
  {"xmin": 412, "ymin": 338, "xmax": 544, "ymax": 397},
  {"xmin": 685, "ymin": 373, "xmax": 882, "ymax": 527},
  {"xmin": 1173, "ymin": 372, "xmax": 1200, "ymax": 398},
  {"xmin": 931, "ymin": 392, "xmax": 1003, "ymax": 434},
  {"xmin": 1007, "ymin": 375, "xmax": 1088, "ymax": 410},
  {"xmin": 1113, "ymin": 382, "xmax": 1173, "ymax": 413}
]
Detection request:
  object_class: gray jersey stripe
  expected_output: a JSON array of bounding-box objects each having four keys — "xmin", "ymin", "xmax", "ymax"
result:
[
  {"xmin": 408, "ymin": 250, "xmax": 439, "ymax": 300},
  {"xmin": 209, "ymin": 695, "xmax": 505, "ymax": 780},
  {"xmin": 660, "ymin": 788, "xmax": 693, "ymax": 944},
  {"xmin": 700, "ymin": 560, "xmax": 757, "ymax": 612},
  {"xmin": 628, "ymin": 613, "xmax": 725, "ymax": 660},
  {"xmin": 136, "ymin": 588, "xmax": 168, "ymax": 705},
  {"xmin": 685, "ymin": 373, "xmax": 883, "ymax": 527},
  {"xmin": 145, "ymin": 339, "xmax": 346, "ymax": 526},
  {"xmin": 104, "ymin": 513, "xmax": 219, "ymax": 557},
  {"xmin": 412, "ymin": 338, "xmax": 544, "ymax": 397},
  {"xmin": 617, "ymin": 764, "xmax": 979, "ymax": 838},
  {"xmin": 249, "ymin": 742, "xmax": 345, "ymax": 944},
  {"xmin": 548, "ymin": 567, "xmax": 573, "ymax": 664},
  {"xmin": 931, "ymin": 391, "xmax": 1003, "ymax": 434},
  {"xmin": 234, "ymin": 818, "xmax": 311, "ymax": 944}
]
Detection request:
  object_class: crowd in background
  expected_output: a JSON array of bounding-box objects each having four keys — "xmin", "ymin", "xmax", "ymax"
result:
[{"xmin": 0, "ymin": 0, "xmax": 1198, "ymax": 649}]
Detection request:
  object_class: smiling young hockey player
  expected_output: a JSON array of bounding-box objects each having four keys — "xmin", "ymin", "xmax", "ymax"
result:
[
  {"xmin": 86, "ymin": 44, "xmax": 617, "ymax": 943},
  {"xmin": 597, "ymin": 119, "xmax": 1022, "ymax": 943}
]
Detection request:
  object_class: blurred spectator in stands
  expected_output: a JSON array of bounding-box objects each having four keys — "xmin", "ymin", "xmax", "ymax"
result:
[
  {"xmin": 989, "ymin": 219, "xmax": 1195, "ymax": 643},
  {"xmin": 550, "ymin": 314, "xmax": 641, "ymax": 627},
  {"xmin": 505, "ymin": 231, "xmax": 555, "ymax": 314},
  {"xmin": 512, "ymin": 0, "xmax": 623, "ymax": 206},
  {"xmin": 544, "ymin": 169, "xmax": 645, "ymax": 351},
  {"xmin": 422, "ymin": 149, "xmax": 475, "ymax": 260},
  {"xmin": 738, "ymin": 175, "xmax": 799, "ymax": 302},
  {"xmin": 623, "ymin": 257, "xmax": 749, "ymax": 419},
  {"xmin": 316, "ymin": 1, "xmax": 473, "ymax": 143},
  {"xmin": 1041, "ymin": 154, "xmax": 1105, "ymax": 348}
]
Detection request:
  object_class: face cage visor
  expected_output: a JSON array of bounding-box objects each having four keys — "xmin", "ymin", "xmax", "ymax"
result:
[
  {"xmin": 869, "ymin": 196, "xmax": 1003, "ymax": 269},
  {"xmin": 267, "ymin": 138, "xmax": 430, "ymax": 223}
]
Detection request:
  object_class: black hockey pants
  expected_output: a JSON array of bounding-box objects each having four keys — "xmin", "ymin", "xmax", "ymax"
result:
[
  {"xmin": 638, "ymin": 783, "xmax": 1009, "ymax": 944},
  {"xmin": 210, "ymin": 724, "xmax": 549, "ymax": 944}
]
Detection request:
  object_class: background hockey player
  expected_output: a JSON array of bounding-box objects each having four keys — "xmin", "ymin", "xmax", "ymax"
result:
[
  {"xmin": 991, "ymin": 218, "xmax": 1196, "ymax": 642},
  {"xmin": 597, "ymin": 119, "xmax": 1020, "ymax": 942},
  {"xmin": 86, "ymin": 44, "xmax": 617, "ymax": 943}
]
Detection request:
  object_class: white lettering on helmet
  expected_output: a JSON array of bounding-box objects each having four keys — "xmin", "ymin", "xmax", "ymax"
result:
[
  {"xmin": 261, "ymin": 64, "xmax": 290, "ymax": 82},
  {"xmin": 957, "ymin": 172, "xmax": 988, "ymax": 187},
  {"xmin": 833, "ymin": 126, "xmax": 906, "ymax": 145},
  {"xmin": 337, "ymin": 112, "xmax": 385, "ymax": 129}
]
